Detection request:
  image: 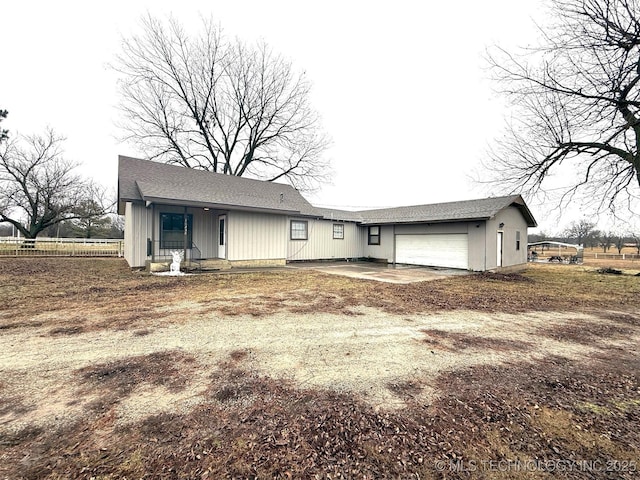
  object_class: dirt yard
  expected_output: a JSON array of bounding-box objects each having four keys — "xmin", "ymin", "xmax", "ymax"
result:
[{"xmin": 1, "ymin": 258, "xmax": 639, "ymax": 478}]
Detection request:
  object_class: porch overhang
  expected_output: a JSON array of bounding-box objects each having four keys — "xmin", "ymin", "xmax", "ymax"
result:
[{"xmin": 139, "ymin": 196, "xmax": 301, "ymax": 216}]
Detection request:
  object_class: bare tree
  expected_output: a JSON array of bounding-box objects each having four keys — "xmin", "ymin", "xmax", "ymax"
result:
[
  {"xmin": 114, "ymin": 15, "xmax": 331, "ymax": 191},
  {"xmin": 614, "ymin": 233, "xmax": 627, "ymax": 253},
  {"xmin": 564, "ymin": 219, "xmax": 597, "ymax": 246},
  {"xmin": 0, "ymin": 129, "xmax": 110, "ymax": 239},
  {"xmin": 630, "ymin": 231, "xmax": 640, "ymax": 253},
  {"xmin": 599, "ymin": 231, "xmax": 615, "ymax": 252},
  {"xmin": 486, "ymin": 0, "xmax": 640, "ymax": 212},
  {"xmin": 0, "ymin": 109, "xmax": 8, "ymax": 143}
]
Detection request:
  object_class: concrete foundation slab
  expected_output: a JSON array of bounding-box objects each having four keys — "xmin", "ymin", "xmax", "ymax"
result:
[{"xmin": 286, "ymin": 261, "xmax": 472, "ymax": 284}]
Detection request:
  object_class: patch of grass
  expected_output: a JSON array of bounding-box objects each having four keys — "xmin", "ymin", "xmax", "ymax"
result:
[
  {"xmin": 49, "ymin": 325, "xmax": 84, "ymax": 336},
  {"xmin": 386, "ymin": 380, "xmax": 423, "ymax": 399},
  {"xmin": 597, "ymin": 266, "xmax": 623, "ymax": 275},
  {"xmin": 228, "ymin": 348, "xmax": 250, "ymax": 362},
  {"xmin": 1, "ymin": 259, "xmax": 639, "ymax": 331},
  {"xmin": 602, "ymin": 312, "xmax": 640, "ymax": 326},
  {"xmin": 421, "ymin": 328, "xmax": 530, "ymax": 352},
  {"xmin": 0, "ymin": 320, "xmax": 44, "ymax": 330},
  {"xmin": 0, "ymin": 425, "xmax": 44, "ymax": 448},
  {"xmin": 77, "ymin": 350, "xmax": 197, "ymax": 397},
  {"xmin": 537, "ymin": 317, "xmax": 633, "ymax": 345},
  {"xmin": 0, "ymin": 392, "xmax": 34, "ymax": 417}
]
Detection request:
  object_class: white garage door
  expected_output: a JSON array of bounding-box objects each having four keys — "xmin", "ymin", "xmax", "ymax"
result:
[{"xmin": 395, "ymin": 234, "xmax": 469, "ymax": 269}]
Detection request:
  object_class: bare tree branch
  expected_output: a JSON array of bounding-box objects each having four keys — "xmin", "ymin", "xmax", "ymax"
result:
[
  {"xmin": 113, "ymin": 14, "xmax": 331, "ymax": 191},
  {"xmin": 485, "ymin": 0, "xmax": 640, "ymax": 212},
  {"xmin": 0, "ymin": 129, "xmax": 110, "ymax": 238}
]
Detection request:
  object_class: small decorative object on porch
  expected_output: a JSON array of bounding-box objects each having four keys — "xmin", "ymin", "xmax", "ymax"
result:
[{"xmin": 169, "ymin": 250, "xmax": 184, "ymax": 275}]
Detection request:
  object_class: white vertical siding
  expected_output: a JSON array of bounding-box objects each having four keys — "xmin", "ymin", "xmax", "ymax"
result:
[
  {"xmin": 227, "ymin": 211, "xmax": 287, "ymax": 260},
  {"xmin": 124, "ymin": 202, "xmax": 152, "ymax": 268},
  {"xmin": 486, "ymin": 206, "xmax": 529, "ymax": 269},
  {"xmin": 287, "ymin": 219, "xmax": 365, "ymax": 260},
  {"xmin": 362, "ymin": 225, "xmax": 394, "ymax": 261},
  {"xmin": 191, "ymin": 208, "xmax": 216, "ymax": 258},
  {"xmin": 151, "ymin": 205, "xmax": 218, "ymax": 258},
  {"xmin": 467, "ymin": 222, "xmax": 487, "ymax": 271}
]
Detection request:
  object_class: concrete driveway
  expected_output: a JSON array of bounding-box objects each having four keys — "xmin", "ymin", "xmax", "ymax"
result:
[{"xmin": 286, "ymin": 261, "xmax": 472, "ymax": 284}]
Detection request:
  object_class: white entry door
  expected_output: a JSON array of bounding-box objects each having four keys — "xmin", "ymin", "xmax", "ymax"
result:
[
  {"xmin": 218, "ymin": 215, "xmax": 226, "ymax": 259},
  {"xmin": 395, "ymin": 234, "xmax": 469, "ymax": 269},
  {"xmin": 496, "ymin": 232, "xmax": 503, "ymax": 268}
]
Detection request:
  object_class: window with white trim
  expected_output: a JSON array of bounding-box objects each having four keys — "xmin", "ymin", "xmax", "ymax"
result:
[
  {"xmin": 290, "ymin": 220, "xmax": 308, "ymax": 240},
  {"xmin": 368, "ymin": 226, "xmax": 380, "ymax": 245},
  {"xmin": 333, "ymin": 224, "xmax": 344, "ymax": 239},
  {"xmin": 516, "ymin": 231, "xmax": 521, "ymax": 251}
]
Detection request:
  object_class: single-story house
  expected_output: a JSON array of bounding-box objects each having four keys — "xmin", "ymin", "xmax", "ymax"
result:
[{"xmin": 118, "ymin": 156, "xmax": 537, "ymax": 272}]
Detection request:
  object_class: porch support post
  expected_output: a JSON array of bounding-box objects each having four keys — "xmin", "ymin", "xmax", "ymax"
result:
[
  {"xmin": 151, "ymin": 204, "xmax": 156, "ymax": 262},
  {"xmin": 183, "ymin": 206, "xmax": 188, "ymax": 263}
]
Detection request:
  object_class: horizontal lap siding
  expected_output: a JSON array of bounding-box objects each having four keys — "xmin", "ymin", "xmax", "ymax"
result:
[
  {"xmin": 287, "ymin": 219, "xmax": 364, "ymax": 261},
  {"xmin": 228, "ymin": 211, "xmax": 287, "ymax": 261},
  {"xmin": 395, "ymin": 234, "xmax": 469, "ymax": 269},
  {"xmin": 395, "ymin": 222, "xmax": 486, "ymax": 271}
]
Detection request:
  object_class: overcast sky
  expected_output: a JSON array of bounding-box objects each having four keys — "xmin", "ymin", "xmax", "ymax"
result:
[{"xmin": 2, "ymin": 0, "xmax": 581, "ymax": 232}]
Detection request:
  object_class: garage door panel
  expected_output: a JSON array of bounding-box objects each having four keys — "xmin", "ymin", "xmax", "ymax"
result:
[{"xmin": 396, "ymin": 234, "xmax": 468, "ymax": 269}]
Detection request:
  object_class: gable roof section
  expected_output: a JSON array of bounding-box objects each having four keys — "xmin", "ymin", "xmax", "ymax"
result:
[
  {"xmin": 355, "ymin": 195, "xmax": 537, "ymax": 227},
  {"xmin": 118, "ymin": 156, "xmax": 537, "ymax": 226},
  {"xmin": 118, "ymin": 156, "xmax": 316, "ymax": 215}
]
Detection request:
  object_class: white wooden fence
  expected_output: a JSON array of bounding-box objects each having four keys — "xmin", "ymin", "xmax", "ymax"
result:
[
  {"xmin": 589, "ymin": 253, "xmax": 640, "ymax": 260},
  {"xmin": 0, "ymin": 237, "xmax": 124, "ymax": 257}
]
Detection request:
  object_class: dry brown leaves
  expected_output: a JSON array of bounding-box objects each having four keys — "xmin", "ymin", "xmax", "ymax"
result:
[
  {"xmin": 3, "ymin": 346, "xmax": 639, "ymax": 479},
  {"xmin": 2, "ymin": 258, "xmax": 640, "ymax": 478},
  {"xmin": 1, "ymin": 259, "xmax": 638, "ymax": 332}
]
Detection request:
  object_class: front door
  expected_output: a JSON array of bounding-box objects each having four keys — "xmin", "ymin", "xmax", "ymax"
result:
[
  {"xmin": 496, "ymin": 231, "xmax": 503, "ymax": 268},
  {"xmin": 218, "ymin": 215, "xmax": 226, "ymax": 259}
]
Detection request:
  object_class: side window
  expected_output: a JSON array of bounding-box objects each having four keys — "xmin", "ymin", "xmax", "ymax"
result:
[
  {"xmin": 368, "ymin": 226, "xmax": 380, "ymax": 245},
  {"xmin": 333, "ymin": 224, "xmax": 344, "ymax": 239},
  {"xmin": 516, "ymin": 231, "xmax": 521, "ymax": 251},
  {"xmin": 290, "ymin": 220, "xmax": 308, "ymax": 240}
]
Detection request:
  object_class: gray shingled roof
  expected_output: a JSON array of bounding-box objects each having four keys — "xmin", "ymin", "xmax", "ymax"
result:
[
  {"xmin": 355, "ymin": 196, "xmax": 537, "ymax": 226},
  {"xmin": 118, "ymin": 156, "xmax": 536, "ymax": 226},
  {"xmin": 118, "ymin": 156, "xmax": 316, "ymax": 215}
]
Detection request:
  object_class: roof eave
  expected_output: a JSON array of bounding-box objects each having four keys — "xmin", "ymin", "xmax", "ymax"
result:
[
  {"xmin": 360, "ymin": 217, "xmax": 492, "ymax": 225},
  {"xmin": 141, "ymin": 196, "xmax": 301, "ymax": 215}
]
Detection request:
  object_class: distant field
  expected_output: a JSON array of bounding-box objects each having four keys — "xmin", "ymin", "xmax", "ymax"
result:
[{"xmin": 530, "ymin": 244, "xmax": 640, "ymax": 271}]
